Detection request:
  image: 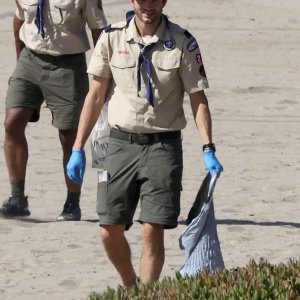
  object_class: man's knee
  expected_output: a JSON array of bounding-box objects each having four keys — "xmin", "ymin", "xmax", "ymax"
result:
[
  {"xmin": 4, "ymin": 108, "xmax": 32, "ymax": 133},
  {"xmin": 100, "ymin": 225, "xmax": 126, "ymax": 244},
  {"xmin": 59, "ymin": 129, "xmax": 77, "ymax": 150},
  {"xmin": 142, "ymin": 223, "xmax": 164, "ymax": 245}
]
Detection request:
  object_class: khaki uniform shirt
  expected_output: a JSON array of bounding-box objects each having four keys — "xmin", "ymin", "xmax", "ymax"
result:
[
  {"xmin": 88, "ymin": 14, "xmax": 209, "ymax": 133},
  {"xmin": 16, "ymin": 0, "xmax": 107, "ymax": 55}
]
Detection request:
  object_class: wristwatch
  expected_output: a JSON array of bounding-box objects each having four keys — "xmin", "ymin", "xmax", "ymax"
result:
[{"xmin": 202, "ymin": 143, "xmax": 216, "ymax": 152}]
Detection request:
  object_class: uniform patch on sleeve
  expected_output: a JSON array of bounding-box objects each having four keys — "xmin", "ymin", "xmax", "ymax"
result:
[
  {"xmin": 187, "ymin": 38, "xmax": 199, "ymax": 52},
  {"xmin": 97, "ymin": 0, "xmax": 103, "ymax": 11},
  {"xmin": 196, "ymin": 53, "xmax": 202, "ymax": 63}
]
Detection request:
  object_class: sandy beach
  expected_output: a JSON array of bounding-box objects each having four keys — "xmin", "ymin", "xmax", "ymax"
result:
[{"xmin": 1, "ymin": 0, "xmax": 300, "ymax": 299}]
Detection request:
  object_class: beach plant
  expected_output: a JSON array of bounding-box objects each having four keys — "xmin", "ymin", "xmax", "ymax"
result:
[{"xmin": 88, "ymin": 258, "xmax": 300, "ymax": 300}]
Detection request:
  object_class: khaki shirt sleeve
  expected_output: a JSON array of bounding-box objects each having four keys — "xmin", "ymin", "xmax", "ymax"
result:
[
  {"xmin": 179, "ymin": 36, "xmax": 209, "ymax": 94},
  {"xmin": 87, "ymin": 32, "xmax": 112, "ymax": 78},
  {"xmin": 83, "ymin": 0, "xmax": 107, "ymax": 29},
  {"xmin": 15, "ymin": 0, "xmax": 24, "ymax": 20}
]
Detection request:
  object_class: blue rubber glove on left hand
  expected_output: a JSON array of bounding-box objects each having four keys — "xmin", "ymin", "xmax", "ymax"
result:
[
  {"xmin": 203, "ymin": 150, "xmax": 223, "ymax": 176},
  {"xmin": 67, "ymin": 150, "xmax": 86, "ymax": 184}
]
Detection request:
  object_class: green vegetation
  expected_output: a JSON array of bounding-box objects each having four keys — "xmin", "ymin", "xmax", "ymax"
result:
[{"xmin": 89, "ymin": 258, "xmax": 300, "ymax": 300}]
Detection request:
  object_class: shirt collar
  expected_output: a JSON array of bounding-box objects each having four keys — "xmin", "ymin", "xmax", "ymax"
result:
[{"xmin": 125, "ymin": 14, "xmax": 171, "ymax": 45}]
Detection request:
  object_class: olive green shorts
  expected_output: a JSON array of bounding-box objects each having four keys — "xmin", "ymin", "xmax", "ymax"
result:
[
  {"xmin": 6, "ymin": 47, "xmax": 88, "ymax": 130},
  {"xmin": 97, "ymin": 129, "xmax": 183, "ymax": 230}
]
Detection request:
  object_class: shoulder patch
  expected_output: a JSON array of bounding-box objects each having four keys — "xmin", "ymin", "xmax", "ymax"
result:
[
  {"xmin": 104, "ymin": 21, "xmax": 127, "ymax": 33},
  {"xmin": 186, "ymin": 38, "xmax": 199, "ymax": 52}
]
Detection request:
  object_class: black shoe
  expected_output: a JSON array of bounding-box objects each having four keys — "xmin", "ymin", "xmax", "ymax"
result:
[
  {"xmin": 56, "ymin": 201, "xmax": 81, "ymax": 221},
  {"xmin": 0, "ymin": 196, "xmax": 31, "ymax": 218}
]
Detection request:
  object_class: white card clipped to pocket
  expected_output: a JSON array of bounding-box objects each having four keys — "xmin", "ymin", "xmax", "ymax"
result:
[{"xmin": 97, "ymin": 170, "xmax": 109, "ymax": 183}]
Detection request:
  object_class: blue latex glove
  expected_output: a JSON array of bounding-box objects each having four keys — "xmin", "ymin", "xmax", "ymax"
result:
[
  {"xmin": 67, "ymin": 150, "xmax": 86, "ymax": 184},
  {"xmin": 203, "ymin": 150, "xmax": 223, "ymax": 176}
]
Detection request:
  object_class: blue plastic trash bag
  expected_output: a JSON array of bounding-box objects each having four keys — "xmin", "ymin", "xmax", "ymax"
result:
[{"xmin": 179, "ymin": 172, "xmax": 224, "ymax": 276}]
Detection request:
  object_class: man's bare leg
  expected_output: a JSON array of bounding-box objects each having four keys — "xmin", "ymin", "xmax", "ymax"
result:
[
  {"xmin": 140, "ymin": 223, "xmax": 165, "ymax": 283},
  {"xmin": 100, "ymin": 225, "xmax": 137, "ymax": 287},
  {"xmin": 59, "ymin": 129, "xmax": 81, "ymax": 193},
  {"xmin": 4, "ymin": 108, "xmax": 32, "ymax": 184}
]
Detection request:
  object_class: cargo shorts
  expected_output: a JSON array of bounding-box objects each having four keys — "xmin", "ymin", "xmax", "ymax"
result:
[
  {"xmin": 6, "ymin": 47, "xmax": 89, "ymax": 130},
  {"xmin": 97, "ymin": 129, "xmax": 183, "ymax": 230}
]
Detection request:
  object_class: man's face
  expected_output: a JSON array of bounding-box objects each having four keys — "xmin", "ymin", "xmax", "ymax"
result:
[{"xmin": 131, "ymin": 0, "xmax": 167, "ymax": 25}]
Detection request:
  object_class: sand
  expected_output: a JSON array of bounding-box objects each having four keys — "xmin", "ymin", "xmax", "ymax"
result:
[{"xmin": 1, "ymin": 0, "xmax": 300, "ymax": 299}]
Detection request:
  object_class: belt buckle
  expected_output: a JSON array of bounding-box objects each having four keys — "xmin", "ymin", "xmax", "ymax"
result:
[{"xmin": 132, "ymin": 133, "xmax": 149, "ymax": 145}]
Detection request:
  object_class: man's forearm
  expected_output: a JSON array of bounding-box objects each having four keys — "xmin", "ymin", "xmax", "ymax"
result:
[
  {"xmin": 196, "ymin": 104, "xmax": 212, "ymax": 145},
  {"xmin": 73, "ymin": 76, "xmax": 110, "ymax": 150},
  {"xmin": 13, "ymin": 15, "xmax": 25, "ymax": 60},
  {"xmin": 190, "ymin": 91, "xmax": 212, "ymax": 145}
]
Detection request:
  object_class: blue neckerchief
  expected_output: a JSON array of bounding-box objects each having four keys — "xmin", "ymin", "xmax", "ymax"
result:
[
  {"xmin": 137, "ymin": 43, "xmax": 156, "ymax": 106},
  {"xmin": 126, "ymin": 11, "xmax": 170, "ymax": 107},
  {"xmin": 35, "ymin": 0, "xmax": 45, "ymax": 38}
]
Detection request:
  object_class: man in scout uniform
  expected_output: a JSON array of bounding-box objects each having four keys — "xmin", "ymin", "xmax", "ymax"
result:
[
  {"xmin": 0, "ymin": 0, "xmax": 107, "ymax": 221},
  {"xmin": 67, "ymin": 0, "xmax": 223, "ymax": 286}
]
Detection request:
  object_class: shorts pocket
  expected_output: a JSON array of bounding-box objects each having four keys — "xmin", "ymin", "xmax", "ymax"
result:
[
  {"xmin": 160, "ymin": 140, "xmax": 183, "ymax": 191},
  {"xmin": 97, "ymin": 182, "xmax": 107, "ymax": 216}
]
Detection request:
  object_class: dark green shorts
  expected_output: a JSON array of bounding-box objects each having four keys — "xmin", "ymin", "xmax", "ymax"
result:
[
  {"xmin": 6, "ymin": 47, "xmax": 88, "ymax": 130},
  {"xmin": 97, "ymin": 129, "xmax": 183, "ymax": 230}
]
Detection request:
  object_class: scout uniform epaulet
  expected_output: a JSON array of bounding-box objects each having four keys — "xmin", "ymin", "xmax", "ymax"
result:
[
  {"xmin": 168, "ymin": 22, "xmax": 199, "ymax": 52},
  {"xmin": 184, "ymin": 30, "xmax": 192, "ymax": 38},
  {"xmin": 104, "ymin": 21, "xmax": 127, "ymax": 33},
  {"xmin": 167, "ymin": 19, "xmax": 192, "ymax": 38}
]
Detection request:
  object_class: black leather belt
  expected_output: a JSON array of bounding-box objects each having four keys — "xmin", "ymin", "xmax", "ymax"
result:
[
  {"xmin": 28, "ymin": 48, "xmax": 84, "ymax": 62},
  {"xmin": 110, "ymin": 128, "xmax": 181, "ymax": 145}
]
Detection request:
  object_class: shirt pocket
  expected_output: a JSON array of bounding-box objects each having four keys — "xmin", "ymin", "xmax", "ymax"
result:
[
  {"xmin": 51, "ymin": 0, "xmax": 78, "ymax": 25},
  {"xmin": 152, "ymin": 56, "xmax": 181, "ymax": 86},
  {"xmin": 20, "ymin": 0, "xmax": 38, "ymax": 23},
  {"xmin": 110, "ymin": 56, "xmax": 136, "ymax": 88}
]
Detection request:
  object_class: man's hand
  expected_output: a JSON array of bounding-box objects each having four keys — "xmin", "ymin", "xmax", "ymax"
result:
[
  {"xmin": 67, "ymin": 150, "xmax": 86, "ymax": 184},
  {"xmin": 203, "ymin": 150, "xmax": 223, "ymax": 176}
]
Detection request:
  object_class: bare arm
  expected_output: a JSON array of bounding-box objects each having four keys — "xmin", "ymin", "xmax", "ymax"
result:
[
  {"xmin": 73, "ymin": 75, "xmax": 110, "ymax": 150},
  {"xmin": 90, "ymin": 29, "xmax": 103, "ymax": 47},
  {"xmin": 189, "ymin": 90, "xmax": 212, "ymax": 145},
  {"xmin": 190, "ymin": 90, "xmax": 223, "ymax": 175},
  {"xmin": 13, "ymin": 15, "xmax": 25, "ymax": 60}
]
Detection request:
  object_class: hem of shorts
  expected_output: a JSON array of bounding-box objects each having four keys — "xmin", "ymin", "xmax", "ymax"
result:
[
  {"xmin": 98, "ymin": 219, "xmax": 133, "ymax": 230},
  {"xmin": 137, "ymin": 218, "xmax": 178, "ymax": 229},
  {"xmin": 6, "ymin": 104, "xmax": 35, "ymax": 110},
  {"xmin": 52, "ymin": 121, "xmax": 78, "ymax": 131}
]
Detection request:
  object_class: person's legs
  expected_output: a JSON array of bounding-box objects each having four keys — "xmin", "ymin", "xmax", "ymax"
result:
[
  {"xmin": 0, "ymin": 108, "xmax": 33, "ymax": 217},
  {"xmin": 56, "ymin": 129, "xmax": 82, "ymax": 221},
  {"xmin": 4, "ymin": 108, "xmax": 33, "ymax": 183},
  {"xmin": 45, "ymin": 53, "xmax": 88, "ymax": 221},
  {"xmin": 59, "ymin": 129, "xmax": 81, "ymax": 193},
  {"xmin": 137, "ymin": 138, "xmax": 182, "ymax": 282},
  {"xmin": 140, "ymin": 223, "xmax": 165, "ymax": 283},
  {"xmin": 100, "ymin": 225, "xmax": 137, "ymax": 287}
]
